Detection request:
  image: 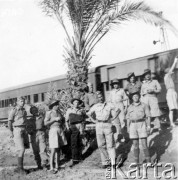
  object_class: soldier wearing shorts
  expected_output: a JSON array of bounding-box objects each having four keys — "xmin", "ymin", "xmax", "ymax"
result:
[
  {"xmin": 8, "ymin": 97, "xmax": 29, "ymax": 175},
  {"xmin": 108, "ymin": 79, "xmax": 128, "ymax": 143},
  {"xmin": 87, "ymin": 93, "xmax": 120, "ymax": 169},
  {"xmin": 27, "ymin": 106, "xmax": 48, "ymax": 170},
  {"xmin": 44, "ymin": 100, "xmax": 67, "ymax": 173},
  {"xmin": 164, "ymin": 56, "xmax": 178, "ymax": 128},
  {"xmin": 127, "ymin": 91, "xmax": 151, "ymax": 165},
  {"xmin": 141, "ymin": 69, "xmax": 161, "ymax": 132}
]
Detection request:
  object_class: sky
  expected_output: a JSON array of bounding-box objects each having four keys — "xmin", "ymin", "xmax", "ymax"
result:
[{"xmin": 0, "ymin": 0, "xmax": 178, "ymax": 90}]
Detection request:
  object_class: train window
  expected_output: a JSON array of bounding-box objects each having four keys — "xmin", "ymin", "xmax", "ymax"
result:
[
  {"xmin": 41, "ymin": 93, "xmax": 45, "ymax": 102},
  {"xmin": 2, "ymin": 100, "xmax": 4, "ymax": 108},
  {"xmin": 27, "ymin": 95, "xmax": 31, "ymax": 103},
  {"xmin": 5, "ymin": 99, "xmax": 8, "ymax": 107},
  {"xmin": 0, "ymin": 101, "xmax": 2, "ymax": 108},
  {"xmin": 34, "ymin": 94, "xmax": 38, "ymax": 103}
]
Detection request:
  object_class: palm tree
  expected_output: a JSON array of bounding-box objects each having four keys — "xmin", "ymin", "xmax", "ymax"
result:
[{"xmin": 40, "ymin": 0, "xmax": 177, "ymax": 90}]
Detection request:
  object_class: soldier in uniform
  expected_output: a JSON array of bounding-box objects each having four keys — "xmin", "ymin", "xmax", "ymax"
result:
[
  {"xmin": 141, "ymin": 69, "xmax": 162, "ymax": 132},
  {"xmin": 27, "ymin": 106, "xmax": 48, "ymax": 170},
  {"xmin": 8, "ymin": 97, "xmax": 29, "ymax": 175},
  {"xmin": 126, "ymin": 91, "xmax": 151, "ymax": 165},
  {"xmin": 65, "ymin": 97, "xmax": 86, "ymax": 167},
  {"xmin": 108, "ymin": 79, "xmax": 128, "ymax": 143},
  {"xmin": 44, "ymin": 100, "xmax": 67, "ymax": 173},
  {"xmin": 84, "ymin": 82, "xmax": 99, "ymax": 111},
  {"xmin": 87, "ymin": 93, "xmax": 120, "ymax": 169},
  {"xmin": 164, "ymin": 56, "xmax": 178, "ymax": 128},
  {"xmin": 125, "ymin": 72, "xmax": 142, "ymax": 102}
]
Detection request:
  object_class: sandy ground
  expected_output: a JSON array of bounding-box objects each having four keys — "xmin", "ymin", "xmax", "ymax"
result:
[{"xmin": 0, "ymin": 122, "xmax": 178, "ymax": 180}]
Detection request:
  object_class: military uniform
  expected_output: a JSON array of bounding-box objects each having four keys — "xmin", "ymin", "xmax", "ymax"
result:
[
  {"xmin": 108, "ymin": 88, "xmax": 128, "ymax": 145},
  {"xmin": 87, "ymin": 102, "xmax": 117, "ymax": 166},
  {"xmin": 164, "ymin": 72, "xmax": 178, "ymax": 110},
  {"xmin": 27, "ymin": 113, "xmax": 48, "ymax": 168},
  {"xmin": 65, "ymin": 106, "xmax": 85, "ymax": 162},
  {"xmin": 45, "ymin": 110, "xmax": 67, "ymax": 149},
  {"xmin": 126, "ymin": 92, "xmax": 151, "ymax": 164},
  {"xmin": 84, "ymin": 92, "xmax": 98, "ymax": 111},
  {"xmin": 126, "ymin": 102, "xmax": 150, "ymax": 139},
  {"xmin": 8, "ymin": 106, "xmax": 29, "ymax": 150}
]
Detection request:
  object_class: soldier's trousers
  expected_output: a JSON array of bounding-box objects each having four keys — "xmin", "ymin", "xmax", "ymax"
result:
[
  {"xmin": 70, "ymin": 123, "xmax": 83, "ymax": 161},
  {"xmin": 96, "ymin": 122, "xmax": 116, "ymax": 165},
  {"xmin": 30, "ymin": 130, "xmax": 48, "ymax": 166}
]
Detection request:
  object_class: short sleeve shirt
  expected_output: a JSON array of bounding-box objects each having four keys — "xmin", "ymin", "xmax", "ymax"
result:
[
  {"xmin": 8, "ymin": 106, "xmax": 27, "ymax": 126},
  {"xmin": 164, "ymin": 73, "xmax": 175, "ymax": 90},
  {"xmin": 126, "ymin": 102, "xmax": 151, "ymax": 121},
  {"xmin": 125, "ymin": 81, "xmax": 142, "ymax": 94},
  {"xmin": 87, "ymin": 102, "xmax": 119, "ymax": 121},
  {"xmin": 84, "ymin": 93, "xmax": 98, "ymax": 111},
  {"xmin": 65, "ymin": 107, "xmax": 85, "ymax": 123},
  {"xmin": 108, "ymin": 88, "xmax": 128, "ymax": 104},
  {"xmin": 141, "ymin": 79, "xmax": 161, "ymax": 96}
]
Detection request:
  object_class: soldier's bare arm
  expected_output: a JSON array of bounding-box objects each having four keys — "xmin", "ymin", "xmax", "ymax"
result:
[
  {"xmin": 169, "ymin": 56, "xmax": 178, "ymax": 73},
  {"xmin": 44, "ymin": 112, "xmax": 56, "ymax": 126}
]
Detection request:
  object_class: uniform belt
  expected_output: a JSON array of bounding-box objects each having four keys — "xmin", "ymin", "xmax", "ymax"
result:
[
  {"xmin": 131, "ymin": 119, "xmax": 145, "ymax": 123},
  {"xmin": 14, "ymin": 125, "xmax": 26, "ymax": 128},
  {"xmin": 97, "ymin": 120, "xmax": 110, "ymax": 123}
]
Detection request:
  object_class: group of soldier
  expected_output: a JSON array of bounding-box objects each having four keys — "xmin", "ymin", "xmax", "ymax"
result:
[{"xmin": 7, "ymin": 56, "xmax": 178, "ymax": 175}]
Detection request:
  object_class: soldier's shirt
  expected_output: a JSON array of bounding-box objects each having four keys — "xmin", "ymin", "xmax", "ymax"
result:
[
  {"xmin": 84, "ymin": 92, "xmax": 98, "ymax": 110},
  {"xmin": 44, "ymin": 110, "xmax": 62, "ymax": 128},
  {"xmin": 65, "ymin": 107, "xmax": 85, "ymax": 124},
  {"xmin": 87, "ymin": 102, "xmax": 120, "ymax": 121},
  {"xmin": 164, "ymin": 73, "xmax": 175, "ymax": 90},
  {"xmin": 8, "ymin": 106, "xmax": 27, "ymax": 127},
  {"xmin": 126, "ymin": 102, "xmax": 151, "ymax": 121},
  {"xmin": 125, "ymin": 81, "xmax": 142, "ymax": 94},
  {"xmin": 108, "ymin": 88, "xmax": 128, "ymax": 104},
  {"xmin": 27, "ymin": 115, "xmax": 44, "ymax": 132},
  {"xmin": 141, "ymin": 79, "xmax": 161, "ymax": 96}
]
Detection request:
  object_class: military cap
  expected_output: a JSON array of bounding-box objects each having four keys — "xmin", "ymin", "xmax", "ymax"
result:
[
  {"xmin": 142, "ymin": 69, "xmax": 151, "ymax": 76},
  {"xmin": 17, "ymin": 96, "xmax": 25, "ymax": 101},
  {"xmin": 110, "ymin": 79, "xmax": 120, "ymax": 86},
  {"xmin": 127, "ymin": 72, "xmax": 135, "ymax": 81},
  {"xmin": 71, "ymin": 96, "xmax": 83, "ymax": 105},
  {"xmin": 130, "ymin": 90, "xmax": 140, "ymax": 98},
  {"xmin": 49, "ymin": 100, "xmax": 59, "ymax": 109}
]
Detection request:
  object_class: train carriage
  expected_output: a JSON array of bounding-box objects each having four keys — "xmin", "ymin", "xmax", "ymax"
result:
[
  {"xmin": 0, "ymin": 48, "xmax": 178, "ymax": 122},
  {"xmin": 100, "ymin": 48, "xmax": 178, "ymax": 109},
  {"xmin": 0, "ymin": 66, "xmax": 103, "ymax": 121}
]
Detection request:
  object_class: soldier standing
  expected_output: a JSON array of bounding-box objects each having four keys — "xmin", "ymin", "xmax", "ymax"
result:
[
  {"xmin": 87, "ymin": 93, "xmax": 120, "ymax": 169},
  {"xmin": 126, "ymin": 91, "xmax": 151, "ymax": 165},
  {"xmin": 8, "ymin": 97, "xmax": 29, "ymax": 175},
  {"xmin": 84, "ymin": 82, "xmax": 99, "ymax": 111},
  {"xmin": 27, "ymin": 106, "xmax": 48, "ymax": 170},
  {"xmin": 164, "ymin": 56, "xmax": 178, "ymax": 128},
  {"xmin": 65, "ymin": 97, "xmax": 85, "ymax": 167},
  {"xmin": 108, "ymin": 79, "xmax": 128, "ymax": 142},
  {"xmin": 141, "ymin": 69, "xmax": 161, "ymax": 132},
  {"xmin": 125, "ymin": 72, "xmax": 142, "ymax": 102},
  {"xmin": 44, "ymin": 100, "xmax": 67, "ymax": 173}
]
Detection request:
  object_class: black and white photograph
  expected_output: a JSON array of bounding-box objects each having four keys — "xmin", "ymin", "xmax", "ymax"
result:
[{"xmin": 0, "ymin": 0, "xmax": 178, "ymax": 179}]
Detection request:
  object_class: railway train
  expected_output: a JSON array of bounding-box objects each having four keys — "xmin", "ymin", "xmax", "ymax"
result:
[{"xmin": 1, "ymin": 48, "xmax": 178, "ymax": 121}]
